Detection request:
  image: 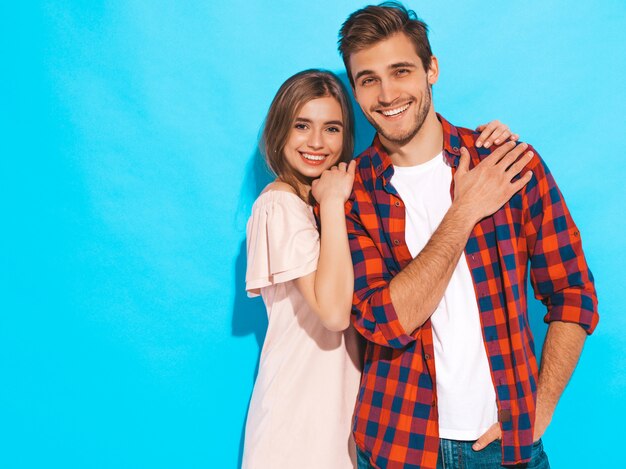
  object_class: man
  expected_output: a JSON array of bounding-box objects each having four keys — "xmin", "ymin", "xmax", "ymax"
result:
[{"xmin": 338, "ymin": 3, "xmax": 598, "ymax": 468}]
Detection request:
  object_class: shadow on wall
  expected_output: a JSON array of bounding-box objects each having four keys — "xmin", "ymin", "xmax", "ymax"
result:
[{"xmin": 232, "ymin": 140, "xmax": 273, "ymax": 468}]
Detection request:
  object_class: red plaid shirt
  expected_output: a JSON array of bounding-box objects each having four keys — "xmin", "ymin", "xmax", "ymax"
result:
[{"xmin": 346, "ymin": 115, "xmax": 598, "ymax": 468}]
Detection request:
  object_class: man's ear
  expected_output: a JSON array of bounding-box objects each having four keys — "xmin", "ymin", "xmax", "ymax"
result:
[{"xmin": 427, "ymin": 55, "xmax": 439, "ymax": 85}]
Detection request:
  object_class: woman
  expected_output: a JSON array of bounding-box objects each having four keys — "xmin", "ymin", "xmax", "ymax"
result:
[{"xmin": 242, "ymin": 69, "xmax": 517, "ymax": 468}]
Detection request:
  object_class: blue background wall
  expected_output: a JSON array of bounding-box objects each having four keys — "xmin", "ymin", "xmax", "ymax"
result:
[{"xmin": 2, "ymin": 1, "xmax": 625, "ymax": 467}]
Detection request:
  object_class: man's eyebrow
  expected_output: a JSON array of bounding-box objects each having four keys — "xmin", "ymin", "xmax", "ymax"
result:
[
  {"xmin": 353, "ymin": 69, "xmax": 376, "ymax": 83},
  {"xmin": 389, "ymin": 61, "xmax": 417, "ymax": 70},
  {"xmin": 354, "ymin": 62, "xmax": 418, "ymax": 83}
]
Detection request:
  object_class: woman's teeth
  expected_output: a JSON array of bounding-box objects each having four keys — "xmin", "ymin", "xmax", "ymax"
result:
[
  {"xmin": 381, "ymin": 103, "xmax": 410, "ymax": 116},
  {"xmin": 301, "ymin": 153, "xmax": 326, "ymax": 161}
]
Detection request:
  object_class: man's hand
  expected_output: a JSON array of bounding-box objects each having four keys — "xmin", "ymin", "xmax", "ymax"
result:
[
  {"xmin": 453, "ymin": 141, "xmax": 534, "ymax": 225},
  {"xmin": 472, "ymin": 423, "xmax": 501, "ymax": 451},
  {"xmin": 472, "ymin": 399, "xmax": 553, "ymax": 452}
]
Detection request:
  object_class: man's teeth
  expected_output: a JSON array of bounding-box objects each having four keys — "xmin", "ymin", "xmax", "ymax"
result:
[
  {"xmin": 301, "ymin": 153, "xmax": 326, "ymax": 161},
  {"xmin": 381, "ymin": 103, "xmax": 410, "ymax": 116}
]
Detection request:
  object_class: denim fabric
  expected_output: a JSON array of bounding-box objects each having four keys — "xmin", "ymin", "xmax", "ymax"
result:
[
  {"xmin": 356, "ymin": 445, "xmax": 373, "ymax": 469},
  {"xmin": 436, "ymin": 438, "xmax": 550, "ymax": 469},
  {"xmin": 356, "ymin": 439, "xmax": 549, "ymax": 468}
]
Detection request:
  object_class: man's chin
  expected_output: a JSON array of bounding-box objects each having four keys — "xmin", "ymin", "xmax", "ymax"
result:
[{"xmin": 378, "ymin": 127, "xmax": 419, "ymax": 146}]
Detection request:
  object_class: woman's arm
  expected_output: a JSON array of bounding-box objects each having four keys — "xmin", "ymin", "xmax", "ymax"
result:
[{"xmin": 293, "ymin": 161, "xmax": 356, "ymax": 331}]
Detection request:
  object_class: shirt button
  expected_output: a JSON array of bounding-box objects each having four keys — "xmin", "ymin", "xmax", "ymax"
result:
[
  {"xmin": 394, "ymin": 201, "xmax": 400, "ymax": 207},
  {"xmin": 453, "ymin": 146, "xmax": 459, "ymax": 152},
  {"xmin": 393, "ymin": 239, "xmax": 400, "ymax": 245},
  {"xmin": 424, "ymin": 353, "xmax": 431, "ymax": 360}
]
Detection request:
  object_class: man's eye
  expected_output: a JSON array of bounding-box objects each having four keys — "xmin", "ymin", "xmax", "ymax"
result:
[
  {"xmin": 396, "ymin": 69, "xmax": 410, "ymax": 76},
  {"xmin": 361, "ymin": 78, "xmax": 374, "ymax": 86}
]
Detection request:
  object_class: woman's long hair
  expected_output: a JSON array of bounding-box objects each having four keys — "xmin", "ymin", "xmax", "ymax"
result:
[{"xmin": 261, "ymin": 69, "xmax": 354, "ymax": 203}]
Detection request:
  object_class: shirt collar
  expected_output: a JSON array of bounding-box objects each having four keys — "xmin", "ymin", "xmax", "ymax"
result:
[{"xmin": 371, "ymin": 113, "xmax": 463, "ymax": 179}]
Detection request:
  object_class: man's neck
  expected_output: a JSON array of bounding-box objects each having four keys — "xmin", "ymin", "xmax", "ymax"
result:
[{"xmin": 380, "ymin": 108, "xmax": 443, "ymax": 167}]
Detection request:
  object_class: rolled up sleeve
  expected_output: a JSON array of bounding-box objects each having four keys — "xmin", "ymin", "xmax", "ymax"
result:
[
  {"xmin": 346, "ymin": 199, "xmax": 417, "ymax": 349},
  {"xmin": 524, "ymin": 151, "xmax": 599, "ymax": 334}
]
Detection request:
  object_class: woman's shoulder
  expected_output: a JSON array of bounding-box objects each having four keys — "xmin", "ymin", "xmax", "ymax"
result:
[
  {"xmin": 253, "ymin": 181, "xmax": 308, "ymax": 209},
  {"xmin": 261, "ymin": 180, "xmax": 297, "ymax": 195}
]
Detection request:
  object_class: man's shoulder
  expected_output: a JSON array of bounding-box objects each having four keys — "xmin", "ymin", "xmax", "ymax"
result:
[
  {"xmin": 346, "ymin": 147, "xmax": 379, "ymax": 211},
  {"xmin": 454, "ymin": 123, "xmax": 544, "ymax": 168},
  {"xmin": 350, "ymin": 146, "xmax": 379, "ymax": 188},
  {"xmin": 352, "ymin": 146, "xmax": 377, "ymax": 172},
  {"xmin": 454, "ymin": 124, "xmax": 489, "ymax": 158}
]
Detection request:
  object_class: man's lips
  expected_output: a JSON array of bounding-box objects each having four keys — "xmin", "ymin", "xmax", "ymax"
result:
[{"xmin": 299, "ymin": 151, "xmax": 328, "ymax": 166}]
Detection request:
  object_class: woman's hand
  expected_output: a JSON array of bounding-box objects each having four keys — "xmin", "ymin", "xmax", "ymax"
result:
[
  {"xmin": 311, "ymin": 160, "xmax": 356, "ymax": 205},
  {"xmin": 475, "ymin": 120, "xmax": 519, "ymax": 148}
]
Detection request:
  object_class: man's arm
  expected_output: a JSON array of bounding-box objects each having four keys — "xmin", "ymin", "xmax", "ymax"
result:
[
  {"xmin": 348, "ymin": 142, "xmax": 534, "ymax": 347},
  {"xmin": 473, "ymin": 150, "xmax": 599, "ymax": 451},
  {"xmin": 525, "ymin": 152, "xmax": 598, "ymax": 438},
  {"xmin": 534, "ymin": 322, "xmax": 586, "ymax": 440},
  {"xmin": 391, "ymin": 142, "xmax": 534, "ymax": 334}
]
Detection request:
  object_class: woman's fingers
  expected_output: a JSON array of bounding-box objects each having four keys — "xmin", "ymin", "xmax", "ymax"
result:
[{"xmin": 476, "ymin": 120, "xmax": 499, "ymax": 147}]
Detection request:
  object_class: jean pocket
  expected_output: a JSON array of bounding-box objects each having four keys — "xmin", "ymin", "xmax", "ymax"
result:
[{"xmin": 528, "ymin": 438, "xmax": 550, "ymax": 469}]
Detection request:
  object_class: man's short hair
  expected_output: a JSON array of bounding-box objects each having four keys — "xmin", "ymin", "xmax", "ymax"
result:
[{"xmin": 338, "ymin": 1, "xmax": 433, "ymax": 87}]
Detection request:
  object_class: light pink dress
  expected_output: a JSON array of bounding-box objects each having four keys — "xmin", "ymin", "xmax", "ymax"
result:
[{"xmin": 242, "ymin": 190, "xmax": 361, "ymax": 469}]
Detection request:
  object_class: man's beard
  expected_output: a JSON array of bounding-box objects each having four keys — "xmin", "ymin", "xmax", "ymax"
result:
[{"xmin": 367, "ymin": 83, "xmax": 432, "ymax": 147}]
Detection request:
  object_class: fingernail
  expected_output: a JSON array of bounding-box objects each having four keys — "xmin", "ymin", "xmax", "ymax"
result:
[
  {"xmin": 484, "ymin": 142, "xmax": 491, "ymax": 148},
  {"xmin": 473, "ymin": 443, "xmax": 481, "ymax": 450},
  {"xmin": 476, "ymin": 140, "xmax": 482, "ymax": 147},
  {"xmin": 494, "ymin": 139, "xmax": 500, "ymax": 144}
]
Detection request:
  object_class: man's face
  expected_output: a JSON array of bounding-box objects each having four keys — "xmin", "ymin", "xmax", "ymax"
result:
[{"xmin": 349, "ymin": 32, "xmax": 438, "ymax": 146}]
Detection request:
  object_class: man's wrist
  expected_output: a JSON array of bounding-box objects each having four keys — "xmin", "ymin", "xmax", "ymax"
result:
[{"xmin": 448, "ymin": 199, "xmax": 480, "ymax": 231}]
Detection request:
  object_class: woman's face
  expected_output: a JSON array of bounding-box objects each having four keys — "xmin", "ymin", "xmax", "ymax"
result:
[{"xmin": 283, "ymin": 96, "xmax": 344, "ymax": 181}]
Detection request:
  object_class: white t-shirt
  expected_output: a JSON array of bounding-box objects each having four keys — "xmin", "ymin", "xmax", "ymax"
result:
[{"xmin": 390, "ymin": 152, "xmax": 498, "ymax": 440}]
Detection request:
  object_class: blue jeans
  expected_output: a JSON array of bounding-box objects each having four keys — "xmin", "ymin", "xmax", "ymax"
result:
[{"xmin": 356, "ymin": 439, "xmax": 550, "ymax": 468}]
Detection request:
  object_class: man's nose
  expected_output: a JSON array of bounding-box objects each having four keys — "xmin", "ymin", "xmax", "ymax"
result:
[{"xmin": 378, "ymin": 80, "xmax": 400, "ymax": 106}]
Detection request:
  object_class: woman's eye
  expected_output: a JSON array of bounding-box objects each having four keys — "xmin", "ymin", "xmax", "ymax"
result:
[
  {"xmin": 294, "ymin": 123, "xmax": 308, "ymax": 130},
  {"xmin": 326, "ymin": 126, "xmax": 341, "ymax": 133}
]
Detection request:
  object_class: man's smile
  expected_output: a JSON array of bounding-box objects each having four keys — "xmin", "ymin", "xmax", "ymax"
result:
[{"xmin": 375, "ymin": 101, "xmax": 412, "ymax": 120}]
